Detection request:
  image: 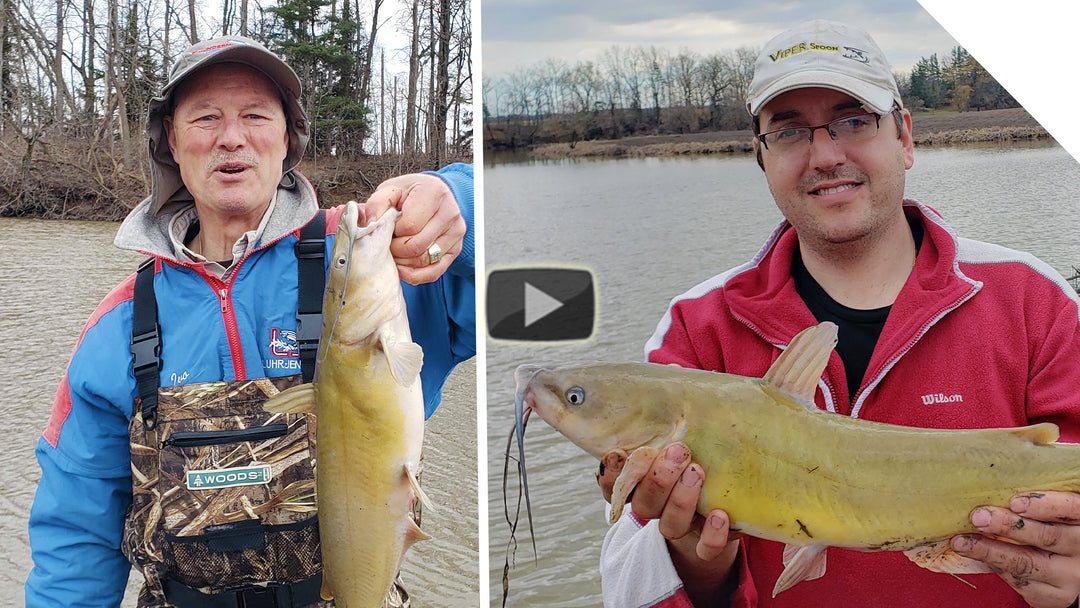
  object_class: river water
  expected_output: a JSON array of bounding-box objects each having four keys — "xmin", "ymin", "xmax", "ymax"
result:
[
  {"xmin": 0, "ymin": 219, "xmax": 478, "ymax": 607},
  {"xmin": 486, "ymin": 141, "xmax": 1080, "ymax": 607}
]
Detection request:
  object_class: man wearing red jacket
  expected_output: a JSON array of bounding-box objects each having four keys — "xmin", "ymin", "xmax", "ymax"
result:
[{"xmin": 598, "ymin": 19, "xmax": 1080, "ymax": 608}]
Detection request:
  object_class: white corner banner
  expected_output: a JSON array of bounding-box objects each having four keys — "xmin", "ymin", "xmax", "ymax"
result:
[{"xmin": 917, "ymin": 0, "xmax": 1080, "ymax": 163}]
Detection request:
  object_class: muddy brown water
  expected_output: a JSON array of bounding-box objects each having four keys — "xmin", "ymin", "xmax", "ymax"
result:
[
  {"xmin": 487, "ymin": 140, "xmax": 1080, "ymax": 607},
  {"xmin": 0, "ymin": 218, "xmax": 477, "ymax": 607}
]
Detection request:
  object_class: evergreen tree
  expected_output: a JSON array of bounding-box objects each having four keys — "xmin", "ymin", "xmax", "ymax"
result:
[{"xmin": 267, "ymin": 0, "xmax": 371, "ymax": 159}]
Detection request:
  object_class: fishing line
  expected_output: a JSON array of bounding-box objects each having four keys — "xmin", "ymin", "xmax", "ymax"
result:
[{"xmin": 318, "ymin": 214, "xmax": 362, "ymax": 375}]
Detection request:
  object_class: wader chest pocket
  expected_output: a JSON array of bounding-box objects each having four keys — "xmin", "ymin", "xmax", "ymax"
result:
[
  {"xmin": 124, "ymin": 378, "xmax": 323, "ymax": 600},
  {"xmin": 163, "ymin": 424, "xmax": 289, "ymax": 448}
]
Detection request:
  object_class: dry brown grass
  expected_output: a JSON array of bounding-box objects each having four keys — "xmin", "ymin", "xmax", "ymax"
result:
[
  {"xmin": 0, "ymin": 133, "xmax": 470, "ymax": 220},
  {"xmin": 522, "ymin": 107, "xmax": 1050, "ymax": 161}
]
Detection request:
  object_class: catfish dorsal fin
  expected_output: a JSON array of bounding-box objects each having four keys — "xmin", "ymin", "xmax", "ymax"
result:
[
  {"xmin": 762, "ymin": 322, "xmax": 838, "ymax": 406},
  {"xmin": 1009, "ymin": 422, "xmax": 1059, "ymax": 445}
]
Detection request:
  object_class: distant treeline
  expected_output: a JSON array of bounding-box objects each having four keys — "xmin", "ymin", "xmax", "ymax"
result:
[
  {"xmin": 483, "ymin": 44, "xmax": 1016, "ymax": 150},
  {"xmin": 1, "ymin": 0, "xmax": 472, "ymax": 217}
]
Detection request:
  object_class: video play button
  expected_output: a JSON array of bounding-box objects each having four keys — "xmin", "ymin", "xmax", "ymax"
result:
[
  {"xmin": 524, "ymin": 282, "xmax": 564, "ymax": 327},
  {"xmin": 487, "ymin": 267, "xmax": 595, "ymax": 341}
]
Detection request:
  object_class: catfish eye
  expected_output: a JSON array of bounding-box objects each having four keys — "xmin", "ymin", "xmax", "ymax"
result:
[
  {"xmin": 565, "ymin": 386, "xmax": 585, "ymax": 406},
  {"xmin": 335, "ymin": 255, "xmax": 347, "ymax": 267}
]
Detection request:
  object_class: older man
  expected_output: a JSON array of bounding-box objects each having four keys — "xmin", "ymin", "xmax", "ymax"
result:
[
  {"xmin": 598, "ymin": 20, "xmax": 1080, "ymax": 608},
  {"xmin": 26, "ymin": 36, "xmax": 474, "ymax": 607}
]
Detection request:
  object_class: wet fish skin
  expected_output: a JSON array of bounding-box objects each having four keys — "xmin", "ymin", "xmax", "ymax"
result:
[
  {"xmin": 514, "ymin": 322, "xmax": 1080, "ymax": 596},
  {"xmin": 266, "ymin": 202, "xmax": 429, "ymax": 607}
]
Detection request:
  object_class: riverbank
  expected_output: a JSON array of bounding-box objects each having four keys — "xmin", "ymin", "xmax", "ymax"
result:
[
  {"xmin": 0, "ymin": 149, "xmax": 468, "ymax": 221},
  {"xmin": 520, "ymin": 108, "xmax": 1049, "ymax": 160}
]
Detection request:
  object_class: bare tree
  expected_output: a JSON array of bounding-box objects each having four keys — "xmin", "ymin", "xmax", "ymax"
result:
[
  {"xmin": 402, "ymin": 0, "xmax": 419, "ymax": 153},
  {"xmin": 187, "ymin": 0, "xmax": 197, "ymax": 42},
  {"xmin": 356, "ymin": 0, "xmax": 382, "ymax": 104},
  {"xmin": 430, "ymin": 0, "xmax": 449, "ymax": 164}
]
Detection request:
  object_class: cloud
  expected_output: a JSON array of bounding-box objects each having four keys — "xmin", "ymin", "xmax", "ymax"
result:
[{"xmin": 481, "ymin": 0, "xmax": 958, "ymax": 77}]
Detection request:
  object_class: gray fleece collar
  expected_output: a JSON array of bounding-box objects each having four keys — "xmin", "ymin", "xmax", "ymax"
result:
[{"xmin": 115, "ymin": 171, "xmax": 320, "ymax": 261}]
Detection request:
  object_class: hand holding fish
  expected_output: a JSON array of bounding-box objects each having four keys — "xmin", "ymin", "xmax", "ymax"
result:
[
  {"xmin": 951, "ymin": 491, "xmax": 1080, "ymax": 608},
  {"xmin": 597, "ymin": 444, "xmax": 741, "ymax": 604},
  {"xmin": 517, "ymin": 323, "xmax": 1080, "ymax": 602},
  {"xmin": 365, "ymin": 172, "xmax": 466, "ymax": 284}
]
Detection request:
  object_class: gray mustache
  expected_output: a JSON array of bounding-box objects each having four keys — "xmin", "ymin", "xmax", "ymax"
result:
[{"xmin": 205, "ymin": 151, "xmax": 260, "ymax": 171}]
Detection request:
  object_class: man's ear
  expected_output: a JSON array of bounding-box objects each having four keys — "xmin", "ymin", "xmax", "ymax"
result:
[
  {"xmin": 899, "ymin": 109, "xmax": 914, "ymax": 170},
  {"xmin": 163, "ymin": 115, "xmax": 177, "ymax": 158}
]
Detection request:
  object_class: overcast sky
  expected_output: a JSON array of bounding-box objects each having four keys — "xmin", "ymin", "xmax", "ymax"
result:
[
  {"xmin": 475, "ymin": 0, "xmax": 1080, "ymax": 160},
  {"xmin": 480, "ymin": 0, "xmax": 959, "ymax": 78}
]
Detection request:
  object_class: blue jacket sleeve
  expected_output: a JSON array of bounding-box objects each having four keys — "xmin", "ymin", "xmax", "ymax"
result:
[
  {"xmin": 26, "ymin": 442, "xmax": 131, "ymax": 608},
  {"xmin": 409, "ymin": 162, "xmax": 476, "ymax": 418},
  {"xmin": 26, "ymin": 298, "xmax": 137, "ymax": 607}
]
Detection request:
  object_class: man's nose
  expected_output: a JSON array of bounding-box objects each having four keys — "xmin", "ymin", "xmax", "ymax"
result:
[
  {"xmin": 217, "ymin": 117, "xmax": 247, "ymax": 149},
  {"xmin": 807, "ymin": 126, "xmax": 845, "ymax": 170}
]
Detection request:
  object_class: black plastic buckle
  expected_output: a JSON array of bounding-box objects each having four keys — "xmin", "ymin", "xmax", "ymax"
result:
[
  {"xmin": 131, "ymin": 328, "xmax": 161, "ymax": 373},
  {"xmin": 295, "ymin": 312, "xmax": 322, "ymax": 345},
  {"xmin": 294, "ymin": 236, "xmax": 324, "ymax": 260},
  {"xmin": 237, "ymin": 583, "xmax": 286, "ymax": 608},
  {"xmin": 131, "ymin": 327, "xmax": 162, "ymax": 429}
]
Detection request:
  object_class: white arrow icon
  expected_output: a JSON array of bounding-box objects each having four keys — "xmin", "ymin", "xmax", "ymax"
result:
[{"xmin": 524, "ymin": 282, "xmax": 564, "ymax": 327}]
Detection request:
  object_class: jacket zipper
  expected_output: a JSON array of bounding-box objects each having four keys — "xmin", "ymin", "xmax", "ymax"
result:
[
  {"xmin": 170, "ymin": 210, "xmax": 332, "ymax": 382},
  {"xmin": 200, "ymin": 275, "xmax": 246, "ymax": 380},
  {"xmin": 162, "ymin": 423, "xmax": 289, "ymax": 448}
]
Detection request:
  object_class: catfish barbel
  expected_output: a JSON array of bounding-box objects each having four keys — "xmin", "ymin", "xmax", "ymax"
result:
[
  {"xmin": 266, "ymin": 202, "xmax": 430, "ymax": 607},
  {"xmin": 512, "ymin": 322, "xmax": 1080, "ymax": 596}
]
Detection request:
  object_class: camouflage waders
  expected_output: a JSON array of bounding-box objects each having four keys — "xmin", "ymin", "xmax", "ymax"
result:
[
  {"xmin": 121, "ymin": 377, "xmax": 418, "ymax": 608},
  {"xmin": 121, "ymin": 212, "xmax": 416, "ymax": 607}
]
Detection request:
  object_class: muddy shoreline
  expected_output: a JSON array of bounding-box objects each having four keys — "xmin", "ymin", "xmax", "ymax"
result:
[{"xmin": 515, "ymin": 107, "xmax": 1050, "ymax": 160}]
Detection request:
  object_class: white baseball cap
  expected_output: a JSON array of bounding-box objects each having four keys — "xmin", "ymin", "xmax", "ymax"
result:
[{"xmin": 747, "ymin": 20, "xmax": 903, "ymax": 117}]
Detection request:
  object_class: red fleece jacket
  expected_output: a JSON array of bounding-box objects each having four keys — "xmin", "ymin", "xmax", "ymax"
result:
[{"xmin": 600, "ymin": 200, "xmax": 1080, "ymax": 608}]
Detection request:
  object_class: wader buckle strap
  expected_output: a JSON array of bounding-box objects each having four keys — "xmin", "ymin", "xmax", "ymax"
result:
[
  {"xmin": 295, "ymin": 210, "xmax": 326, "ymax": 383},
  {"xmin": 161, "ymin": 571, "xmax": 323, "ymax": 608},
  {"xmin": 129, "ymin": 210, "xmax": 329, "ymax": 425},
  {"xmin": 131, "ymin": 258, "xmax": 162, "ymax": 429}
]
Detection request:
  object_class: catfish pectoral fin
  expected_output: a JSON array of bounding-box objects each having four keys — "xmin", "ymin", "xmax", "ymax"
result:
[
  {"xmin": 320, "ymin": 577, "xmax": 334, "ymax": 601},
  {"xmin": 263, "ymin": 383, "xmax": 317, "ymax": 414},
  {"xmin": 383, "ymin": 337, "xmax": 424, "ymax": 386},
  {"xmin": 773, "ymin": 544, "xmax": 827, "ymax": 597},
  {"xmin": 609, "ymin": 446, "xmax": 660, "ymax": 523}
]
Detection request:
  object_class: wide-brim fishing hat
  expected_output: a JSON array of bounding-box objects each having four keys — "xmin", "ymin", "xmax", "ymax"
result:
[
  {"xmin": 746, "ymin": 19, "xmax": 903, "ymax": 117},
  {"xmin": 146, "ymin": 35, "xmax": 310, "ymax": 215}
]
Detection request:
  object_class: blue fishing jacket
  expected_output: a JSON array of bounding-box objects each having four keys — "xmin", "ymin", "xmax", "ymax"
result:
[{"xmin": 25, "ymin": 163, "xmax": 475, "ymax": 607}]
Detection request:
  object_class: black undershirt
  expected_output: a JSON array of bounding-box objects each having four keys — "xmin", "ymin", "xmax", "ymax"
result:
[
  {"xmin": 792, "ymin": 218, "xmax": 924, "ymax": 401},
  {"xmin": 184, "ymin": 220, "xmax": 234, "ymax": 267}
]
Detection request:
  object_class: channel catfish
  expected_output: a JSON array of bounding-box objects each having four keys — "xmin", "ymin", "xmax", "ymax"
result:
[
  {"xmin": 513, "ymin": 322, "xmax": 1080, "ymax": 597},
  {"xmin": 266, "ymin": 202, "xmax": 430, "ymax": 607}
]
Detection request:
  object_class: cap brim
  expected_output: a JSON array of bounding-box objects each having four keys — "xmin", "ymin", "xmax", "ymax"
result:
[{"xmin": 748, "ymin": 70, "xmax": 896, "ymax": 116}]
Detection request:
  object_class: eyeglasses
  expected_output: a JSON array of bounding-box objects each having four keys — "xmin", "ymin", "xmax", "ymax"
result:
[{"xmin": 757, "ymin": 112, "xmax": 884, "ymax": 153}]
